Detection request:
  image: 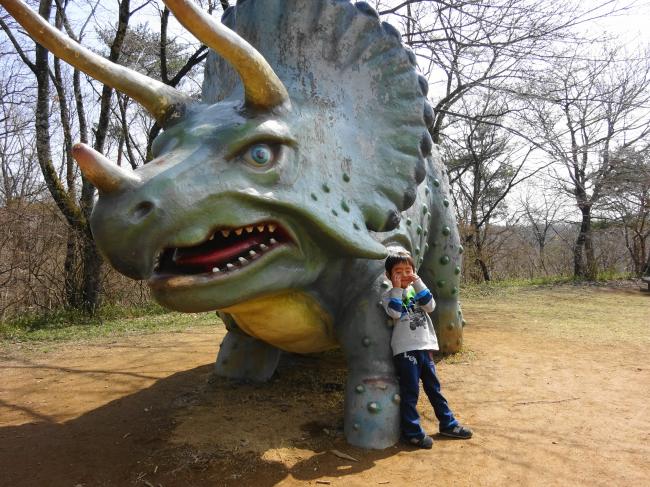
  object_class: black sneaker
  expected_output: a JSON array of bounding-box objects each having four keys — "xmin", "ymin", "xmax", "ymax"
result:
[
  {"xmin": 406, "ymin": 435, "xmax": 434, "ymax": 449},
  {"xmin": 440, "ymin": 425, "xmax": 473, "ymax": 439}
]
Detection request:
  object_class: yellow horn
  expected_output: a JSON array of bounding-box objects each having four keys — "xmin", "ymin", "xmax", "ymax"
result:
[
  {"xmin": 72, "ymin": 143, "xmax": 140, "ymax": 194},
  {"xmin": 163, "ymin": 0, "xmax": 289, "ymax": 111},
  {"xmin": 1, "ymin": 0, "xmax": 191, "ymax": 126}
]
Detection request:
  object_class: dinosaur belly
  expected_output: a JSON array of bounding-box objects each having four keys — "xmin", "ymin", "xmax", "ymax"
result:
[{"xmin": 221, "ymin": 291, "xmax": 338, "ymax": 353}]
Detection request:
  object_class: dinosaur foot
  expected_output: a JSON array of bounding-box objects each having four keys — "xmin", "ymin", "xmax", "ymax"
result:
[
  {"xmin": 434, "ymin": 298, "xmax": 464, "ymax": 353},
  {"xmin": 215, "ymin": 330, "xmax": 281, "ymax": 382},
  {"xmin": 343, "ymin": 374, "xmax": 400, "ymax": 449}
]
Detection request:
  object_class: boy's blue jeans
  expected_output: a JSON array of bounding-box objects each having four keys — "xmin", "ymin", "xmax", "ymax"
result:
[{"xmin": 393, "ymin": 349, "xmax": 458, "ymax": 440}]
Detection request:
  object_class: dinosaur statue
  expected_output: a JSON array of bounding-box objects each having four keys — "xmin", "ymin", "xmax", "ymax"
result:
[{"xmin": 2, "ymin": 0, "xmax": 465, "ymax": 449}]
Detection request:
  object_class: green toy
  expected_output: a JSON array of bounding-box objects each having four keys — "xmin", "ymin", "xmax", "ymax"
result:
[{"xmin": 3, "ymin": 0, "xmax": 464, "ymax": 449}]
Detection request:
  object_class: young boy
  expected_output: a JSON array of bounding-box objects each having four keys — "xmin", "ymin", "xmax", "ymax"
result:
[{"xmin": 382, "ymin": 250, "xmax": 472, "ymax": 449}]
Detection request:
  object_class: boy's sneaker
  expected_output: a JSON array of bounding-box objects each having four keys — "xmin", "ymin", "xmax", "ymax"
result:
[
  {"xmin": 440, "ymin": 424, "xmax": 473, "ymax": 439},
  {"xmin": 406, "ymin": 435, "xmax": 434, "ymax": 449}
]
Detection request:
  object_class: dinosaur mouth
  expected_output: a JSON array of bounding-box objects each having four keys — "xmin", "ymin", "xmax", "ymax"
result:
[{"xmin": 153, "ymin": 221, "xmax": 293, "ymax": 278}]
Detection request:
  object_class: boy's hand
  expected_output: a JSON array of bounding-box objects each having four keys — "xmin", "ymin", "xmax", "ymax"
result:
[
  {"xmin": 390, "ymin": 273, "xmax": 403, "ymax": 288},
  {"xmin": 391, "ymin": 272, "xmax": 419, "ymax": 288},
  {"xmin": 403, "ymin": 273, "xmax": 419, "ymax": 286}
]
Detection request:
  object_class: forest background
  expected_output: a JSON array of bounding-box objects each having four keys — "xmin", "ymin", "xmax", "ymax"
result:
[{"xmin": 0, "ymin": 0, "xmax": 649, "ymax": 319}]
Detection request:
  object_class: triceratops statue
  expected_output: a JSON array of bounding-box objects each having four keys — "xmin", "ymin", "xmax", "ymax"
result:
[{"xmin": 3, "ymin": 0, "xmax": 465, "ymax": 448}]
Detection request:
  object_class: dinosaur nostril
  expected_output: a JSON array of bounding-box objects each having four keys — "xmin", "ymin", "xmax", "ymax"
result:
[{"xmin": 131, "ymin": 201, "xmax": 155, "ymax": 220}]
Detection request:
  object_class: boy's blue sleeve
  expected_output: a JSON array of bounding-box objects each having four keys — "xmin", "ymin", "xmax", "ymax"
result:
[
  {"xmin": 382, "ymin": 287, "xmax": 404, "ymax": 320},
  {"xmin": 412, "ymin": 278, "xmax": 436, "ymax": 313}
]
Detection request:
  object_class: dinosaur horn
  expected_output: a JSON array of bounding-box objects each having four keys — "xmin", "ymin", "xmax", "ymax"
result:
[
  {"xmin": 163, "ymin": 0, "xmax": 289, "ymax": 111},
  {"xmin": 1, "ymin": 0, "xmax": 191, "ymax": 127},
  {"xmin": 72, "ymin": 143, "xmax": 140, "ymax": 194}
]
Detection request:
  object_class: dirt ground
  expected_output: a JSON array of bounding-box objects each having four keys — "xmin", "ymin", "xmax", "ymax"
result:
[{"xmin": 1, "ymin": 284, "xmax": 649, "ymax": 487}]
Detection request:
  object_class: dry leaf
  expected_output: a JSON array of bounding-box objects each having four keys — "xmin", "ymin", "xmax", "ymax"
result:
[{"xmin": 330, "ymin": 449, "xmax": 359, "ymax": 462}]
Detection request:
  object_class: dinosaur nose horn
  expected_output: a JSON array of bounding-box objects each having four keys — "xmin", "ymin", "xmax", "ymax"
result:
[
  {"xmin": 163, "ymin": 0, "xmax": 290, "ymax": 111},
  {"xmin": 72, "ymin": 144, "xmax": 141, "ymax": 195}
]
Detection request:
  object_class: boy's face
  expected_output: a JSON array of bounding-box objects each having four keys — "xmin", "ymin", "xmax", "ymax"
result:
[{"xmin": 389, "ymin": 261, "xmax": 416, "ymax": 288}]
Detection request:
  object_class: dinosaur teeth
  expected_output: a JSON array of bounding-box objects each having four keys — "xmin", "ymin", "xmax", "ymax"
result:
[
  {"xmin": 212, "ymin": 222, "xmax": 280, "ymax": 242},
  {"xmin": 162, "ymin": 221, "xmax": 290, "ymax": 278}
]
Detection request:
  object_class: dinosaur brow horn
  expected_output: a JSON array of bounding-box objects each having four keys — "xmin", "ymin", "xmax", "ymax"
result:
[
  {"xmin": 163, "ymin": 0, "xmax": 290, "ymax": 111},
  {"xmin": 1, "ymin": 0, "xmax": 191, "ymax": 127}
]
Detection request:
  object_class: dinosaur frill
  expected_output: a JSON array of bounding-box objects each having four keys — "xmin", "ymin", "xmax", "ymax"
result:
[{"xmin": 205, "ymin": 0, "xmax": 431, "ymax": 246}]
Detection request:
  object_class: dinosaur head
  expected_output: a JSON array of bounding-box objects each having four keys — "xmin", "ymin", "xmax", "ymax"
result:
[
  {"xmin": 6, "ymin": 0, "xmax": 431, "ymax": 312},
  {"xmin": 85, "ymin": 97, "xmax": 395, "ymax": 311}
]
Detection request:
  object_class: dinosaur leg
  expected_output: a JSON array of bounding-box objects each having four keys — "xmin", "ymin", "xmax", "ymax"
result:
[
  {"xmin": 418, "ymin": 170, "xmax": 464, "ymax": 353},
  {"xmin": 214, "ymin": 312, "xmax": 281, "ymax": 382},
  {"xmin": 335, "ymin": 269, "xmax": 401, "ymax": 449},
  {"xmin": 418, "ymin": 240, "xmax": 464, "ymax": 353}
]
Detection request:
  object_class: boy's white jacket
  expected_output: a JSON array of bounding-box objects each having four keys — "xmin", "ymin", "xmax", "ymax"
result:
[{"xmin": 381, "ymin": 278, "xmax": 439, "ymax": 355}]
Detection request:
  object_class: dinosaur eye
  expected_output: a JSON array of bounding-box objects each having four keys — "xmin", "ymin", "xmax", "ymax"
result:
[{"xmin": 244, "ymin": 143, "xmax": 274, "ymax": 167}]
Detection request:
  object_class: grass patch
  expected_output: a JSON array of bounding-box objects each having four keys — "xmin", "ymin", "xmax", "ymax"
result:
[
  {"xmin": 2, "ymin": 277, "xmax": 644, "ymax": 346},
  {"xmin": 595, "ymin": 270, "xmax": 636, "ymax": 281},
  {"xmin": 2, "ymin": 302, "xmax": 167, "ymax": 330},
  {"xmin": 459, "ymin": 274, "xmax": 638, "ymax": 298},
  {"xmin": 462, "ymin": 284, "xmax": 650, "ymax": 344},
  {"xmin": 439, "ymin": 348, "xmax": 477, "ymax": 364},
  {"xmin": 0, "ymin": 303, "xmax": 219, "ymax": 343}
]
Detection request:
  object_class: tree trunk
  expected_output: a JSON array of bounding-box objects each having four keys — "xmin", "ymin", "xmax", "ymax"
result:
[
  {"xmin": 574, "ymin": 206, "xmax": 597, "ymax": 279},
  {"xmin": 539, "ymin": 242, "xmax": 547, "ymax": 275},
  {"xmin": 63, "ymin": 230, "xmax": 80, "ymax": 307},
  {"xmin": 641, "ymin": 246, "xmax": 650, "ymax": 276},
  {"xmin": 81, "ymin": 237, "xmax": 102, "ymax": 312},
  {"xmin": 71, "ymin": 0, "xmax": 134, "ymax": 314},
  {"xmin": 573, "ymin": 234, "xmax": 584, "ymax": 278},
  {"xmin": 633, "ymin": 238, "xmax": 642, "ymax": 276},
  {"xmin": 32, "ymin": 0, "xmax": 103, "ymax": 313},
  {"xmin": 476, "ymin": 256, "xmax": 491, "ymax": 281},
  {"xmin": 474, "ymin": 237, "xmax": 491, "ymax": 282},
  {"xmin": 584, "ymin": 221, "xmax": 597, "ymax": 280}
]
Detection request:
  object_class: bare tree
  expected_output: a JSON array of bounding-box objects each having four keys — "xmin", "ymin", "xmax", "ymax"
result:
[
  {"xmin": 597, "ymin": 146, "xmax": 650, "ymax": 275},
  {"xmin": 517, "ymin": 187, "xmax": 566, "ymax": 275},
  {"xmin": 0, "ymin": 60, "xmax": 42, "ymax": 205},
  {"xmin": 442, "ymin": 94, "xmax": 537, "ymax": 281},
  {"xmin": 0, "ymin": 0, "xmax": 214, "ymax": 313},
  {"xmin": 375, "ymin": 0, "xmax": 633, "ymax": 144},
  {"xmin": 143, "ymin": 3, "xmax": 211, "ymax": 160},
  {"xmin": 520, "ymin": 46, "xmax": 650, "ymax": 279}
]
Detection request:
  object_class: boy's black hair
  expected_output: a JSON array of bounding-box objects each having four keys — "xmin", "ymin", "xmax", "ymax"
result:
[{"xmin": 385, "ymin": 250, "xmax": 415, "ymax": 275}]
